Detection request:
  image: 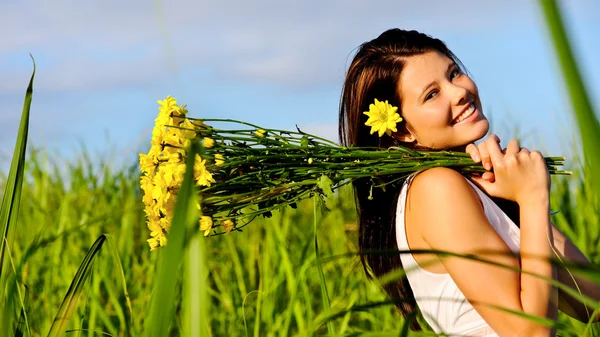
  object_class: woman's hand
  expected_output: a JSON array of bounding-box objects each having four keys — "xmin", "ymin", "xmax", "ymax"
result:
[
  {"xmin": 465, "ymin": 135, "xmax": 550, "ymax": 205},
  {"xmin": 465, "ymin": 134, "xmax": 499, "ymax": 182}
]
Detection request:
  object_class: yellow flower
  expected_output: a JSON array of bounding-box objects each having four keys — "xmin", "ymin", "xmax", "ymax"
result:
[
  {"xmin": 167, "ymin": 151, "xmax": 183, "ymax": 164},
  {"xmin": 151, "ymin": 125, "xmax": 165, "ymax": 148},
  {"xmin": 194, "ymin": 154, "xmax": 216, "ymax": 187},
  {"xmin": 173, "ymin": 163, "xmax": 186, "ymax": 186},
  {"xmin": 215, "ymin": 154, "xmax": 224, "ymax": 166},
  {"xmin": 199, "ymin": 216, "xmax": 213, "ymax": 236},
  {"xmin": 159, "ymin": 216, "xmax": 172, "ymax": 233},
  {"xmin": 363, "ymin": 99, "xmax": 402, "ymax": 137},
  {"xmin": 163, "ymin": 128, "xmax": 185, "ymax": 148},
  {"xmin": 147, "ymin": 237, "xmax": 161, "ymax": 250},
  {"xmin": 179, "ymin": 118, "xmax": 197, "ymax": 140},
  {"xmin": 139, "ymin": 153, "xmax": 155, "ymax": 175},
  {"xmin": 308, "ymin": 158, "xmax": 313, "ymax": 164},
  {"xmin": 140, "ymin": 176, "xmax": 155, "ymax": 205},
  {"xmin": 158, "ymin": 164, "xmax": 176, "ymax": 188},
  {"xmin": 222, "ymin": 219, "xmax": 235, "ymax": 233},
  {"xmin": 157, "ymin": 96, "xmax": 187, "ymax": 126},
  {"xmin": 145, "ymin": 203, "xmax": 161, "ymax": 220},
  {"xmin": 152, "ymin": 172, "xmax": 169, "ymax": 202},
  {"xmin": 203, "ymin": 137, "xmax": 215, "ymax": 148},
  {"xmin": 255, "ymin": 129, "xmax": 266, "ymax": 138},
  {"xmin": 147, "ymin": 218, "xmax": 168, "ymax": 250}
]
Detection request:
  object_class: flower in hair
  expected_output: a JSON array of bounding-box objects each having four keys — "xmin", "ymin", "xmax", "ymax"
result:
[{"xmin": 363, "ymin": 99, "xmax": 402, "ymax": 137}]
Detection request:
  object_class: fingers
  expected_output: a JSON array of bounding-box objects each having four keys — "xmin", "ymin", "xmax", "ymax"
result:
[
  {"xmin": 481, "ymin": 171, "xmax": 495, "ymax": 182},
  {"xmin": 465, "ymin": 143, "xmax": 480, "ymax": 162},
  {"xmin": 518, "ymin": 147, "xmax": 530, "ymax": 159},
  {"xmin": 477, "ymin": 142, "xmax": 491, "ymax": 170},
  {"xmin": 506, "ymin": 139, "xmax": 520, "ymax": 156},
  {"xmin": 485, "ymin": 134, "xmax": 505, "ymax": 166},
  {"xmin": 480, "ymin": 134, "xmax": 500, "ymax": 170}
]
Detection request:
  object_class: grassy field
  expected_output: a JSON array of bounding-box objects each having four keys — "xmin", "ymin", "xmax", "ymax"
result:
[
  {"xmin": 2, "ymin": 1, "xmax": 600, "ymax": 336},
  {"xmin": 0, "ymin": 149, "xmax": 402, "ymax": 336},
  {"xmin": 0, "ymin": 143, "xmax": 598, "ymax": 337},
  {"xmin": 0, "ymin": 146, "xmax": 597, "ymax": 337}
]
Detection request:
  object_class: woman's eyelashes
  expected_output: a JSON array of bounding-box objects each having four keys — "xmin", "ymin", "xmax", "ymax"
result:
[
  {"xmin": 450, "ymin": 67, "xmax": 462, "ymax": 80},
  {"xmin": 425, "ymin": 89, "xmax": 439, "ymax": 101},
  {"xmin": 424, "ymin": 67, "xmax": 463, "ymax": 102}
]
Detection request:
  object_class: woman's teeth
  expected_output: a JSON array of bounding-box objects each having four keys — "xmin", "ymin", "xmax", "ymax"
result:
[{"xmin": 454, "ymin": 104, "xmax": 475, "ymax": 124}]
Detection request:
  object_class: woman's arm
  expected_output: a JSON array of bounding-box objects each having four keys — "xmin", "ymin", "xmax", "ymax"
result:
[
  {"xmin": 465, "ymin": 137, "xmax": 600, "ymax": 322},
  {"xmin": 551, "ymin": 224, "xmax": 600, "ymax": 322},
  {"xmin": 410, "ymin": 167, "xmax": 557, "ymax": 337}
]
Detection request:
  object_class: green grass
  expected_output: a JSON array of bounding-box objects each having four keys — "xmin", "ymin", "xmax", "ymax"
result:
[
  {"xmin": 0, "ymin": 149, "xmax": 406, "ymax": 336},
  {"xmin": 1, "ymin": 0, "xmax": 600, "ymax": 335},
  {"xmin": 0, "ymin": 145, "xmax": 597, "ymax": 336}
]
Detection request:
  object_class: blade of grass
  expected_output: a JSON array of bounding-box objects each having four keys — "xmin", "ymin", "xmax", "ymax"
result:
[
  {"xmin": 6, "ymin": 240, "xmax": 31, "ymax": 337},
  {"xmin": 144, "ymin": 142, "xmax": 201, "ymax": 337},
  {"xmin": 47, "ymin": 234, "xmax": 107, "ymax": 337},
  {"xmin": 313, "ymin": 198, "xmax": 335, "ymax": 335},
  {"xmin": 182, "ymin": 232, "xmax": 208, "ymax": 337},
  {"xmin": 0, "ymin": 55, "xmax": 35, "ymax": 336},
  {"xmin": 538, "ymin": 0, "xmax": 600, "ymax": 189},
  {"xmin": 0, "ymin": 55, "xmax": 35, "ymax": 285},
  {"xmin": 104, "ymin": 235, "xmax": 133, "ymax": 332}
]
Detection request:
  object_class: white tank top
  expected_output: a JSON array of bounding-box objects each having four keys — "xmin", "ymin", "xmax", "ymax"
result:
[{"xmin": 395, "ymin": 173, "xmax": 521, "ymax": 336}]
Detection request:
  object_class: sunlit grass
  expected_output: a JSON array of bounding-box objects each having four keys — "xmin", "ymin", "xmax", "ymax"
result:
[{"xmin": 1, "ymin": 0, "xmax": 599, "ymax": 336}]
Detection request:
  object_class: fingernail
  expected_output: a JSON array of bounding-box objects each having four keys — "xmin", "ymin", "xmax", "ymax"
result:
[
  {"xmin": 484, "ymin": 163, "xmax": 491, "ymax": 170},
  {"xmin": 473, "ymin": 154, "xmax": 480, "ymax": 162}
]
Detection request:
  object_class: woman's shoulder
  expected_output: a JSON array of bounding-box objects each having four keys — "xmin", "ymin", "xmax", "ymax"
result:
[
  {"xmin": 406, "ymin": 167, "xmax": 486, "ymax": 231},
  {"xmin": 409, "ymin": 167, "xmax": 477, "ymax": 198}
]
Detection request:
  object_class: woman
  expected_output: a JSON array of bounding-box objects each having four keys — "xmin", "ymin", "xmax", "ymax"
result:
[{"xmin": 338, "ymin": 28, "xmax": 600, "ymax": 336}]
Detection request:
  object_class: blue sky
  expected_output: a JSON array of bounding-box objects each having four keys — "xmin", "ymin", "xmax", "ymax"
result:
[{"xmin": 1, "ymin": 0, "xmax": 599, "ymax": 171}]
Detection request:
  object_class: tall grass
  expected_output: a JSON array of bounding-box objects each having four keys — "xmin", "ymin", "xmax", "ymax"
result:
[
  {"xmin": 1, "ymin": 0, "xmax": 599, "ymax": 335},
  {"xmin": 1, "ymin": 148, "xmax": 407, "ymax": 336}
]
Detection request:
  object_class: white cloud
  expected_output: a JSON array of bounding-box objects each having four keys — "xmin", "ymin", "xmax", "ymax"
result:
[
  {"xmin": 1, "ymin": 0, "xmax": 564, "ymax": 94},
  {"xmin": 1, "ymin": 0, "xmax": 597, "ymax": 162}
]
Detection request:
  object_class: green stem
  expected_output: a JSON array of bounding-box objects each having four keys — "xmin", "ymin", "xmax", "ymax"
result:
[{"xmin": 313, "ymin": 198, "xmax": 335, "ymax": 335}]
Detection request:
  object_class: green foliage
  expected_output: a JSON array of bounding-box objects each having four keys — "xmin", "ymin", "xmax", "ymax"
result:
[
  {"xmin": 1, "ymin": 1, "xmax": 599, "ymax": 336},
  {"xmin": 0, "ymin": 149, "xmax": 597, "ymax": 336}
]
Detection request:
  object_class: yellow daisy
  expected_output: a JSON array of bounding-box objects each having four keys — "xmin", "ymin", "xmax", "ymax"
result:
[
  {"xmin": 199, "ymin": 216, "xmax": 213, "ymax": 236},
  {"xmin": 194, "ymin": 154, "xmax": 216, "ymax": 187},
  {"xmin": 255, "ymin": 129, "xmax": 266, "ymax": 138},
  {"xmin": 222, "ymin": 219, "xmax": 235, "ymax": 233},
  {"xmin": 363, "ymin": 99, "xmax": 402, "ymax": 137},
  {"xmin": 203, "ymin": 137, "xmax": 215, "ymax": 148},
  {"xmin": 215, "ymin": 154, "xmax": 224, "ymax": 166},
  {"xmin": 140, "ymin": 176, "xmax": 155, "ymax": 205}
]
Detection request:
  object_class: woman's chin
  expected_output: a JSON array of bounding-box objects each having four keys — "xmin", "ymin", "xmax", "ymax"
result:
[
  {"xmin": 473, "ymin": 119, "xmax": 490, "ymax": 139},
  {"xmin": 451, "ymin": 120, "xmax": 489, "ymax": 150},
  {"xmin": 464, "ymin": 118, "xmax": 489, "ymax": 142}
]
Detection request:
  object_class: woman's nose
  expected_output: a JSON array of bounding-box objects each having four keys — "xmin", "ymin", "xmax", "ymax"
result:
[{"xmin": 451, "ymin": 84, "xmax": 471, "ymax": 106}]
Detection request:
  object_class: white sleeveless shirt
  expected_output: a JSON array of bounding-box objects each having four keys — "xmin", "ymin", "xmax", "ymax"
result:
[{"xmin": 395, "ymin": 173, "xmax": 521, "ymax": 336}]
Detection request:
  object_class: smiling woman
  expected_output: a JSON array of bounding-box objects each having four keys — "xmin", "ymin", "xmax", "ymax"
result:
[{"xmin": 338, "ymin": 28, "xmax": 600, "ymax": 336}]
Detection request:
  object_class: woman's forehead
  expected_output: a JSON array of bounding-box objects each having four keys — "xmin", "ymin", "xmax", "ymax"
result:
[{"xmin": 399, "ymin": 51, "xmax": 454, "ymax": 99}]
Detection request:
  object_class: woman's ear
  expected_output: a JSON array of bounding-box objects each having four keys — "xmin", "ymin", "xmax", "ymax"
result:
[
  {"xmin": 391, "ymin": 125, "xmax": 416, "ymax": 144},
  {"xmin": 392, "ymin": 132, "xmax": 415, "ymax": 143}
]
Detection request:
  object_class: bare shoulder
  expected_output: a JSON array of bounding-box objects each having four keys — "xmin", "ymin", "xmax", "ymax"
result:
[
  {"xmin": 406, "ymin": 167, "xmax": 489, "ymax": 248},
  {"xmin": 408, "ymin": 167, "xmax": 480, "ymax": 211}
]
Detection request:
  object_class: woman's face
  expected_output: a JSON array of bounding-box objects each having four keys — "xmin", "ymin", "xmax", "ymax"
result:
[{"xmin": 396, "ymin": 50, "xmax": 489, "ymax": 150}]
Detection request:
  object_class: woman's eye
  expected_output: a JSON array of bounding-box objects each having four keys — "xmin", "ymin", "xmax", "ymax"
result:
[
  {"xmin": 425, "ymin": 89, "xmax": 438, "ymax": 101},
  {"xmin": 450, "ymin": 68, "xmax": 462, "ymax": 80}
]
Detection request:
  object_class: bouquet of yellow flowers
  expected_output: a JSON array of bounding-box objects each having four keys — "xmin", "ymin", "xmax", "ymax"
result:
[{"xmin": 139, "ymin": 96, "xmax": 569, "ymax": 250}]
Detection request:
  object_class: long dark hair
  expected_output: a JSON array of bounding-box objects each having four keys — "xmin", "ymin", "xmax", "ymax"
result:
[{"xmin": 338, "ymin": 29, "xmax": 520, "ymax": 330}]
